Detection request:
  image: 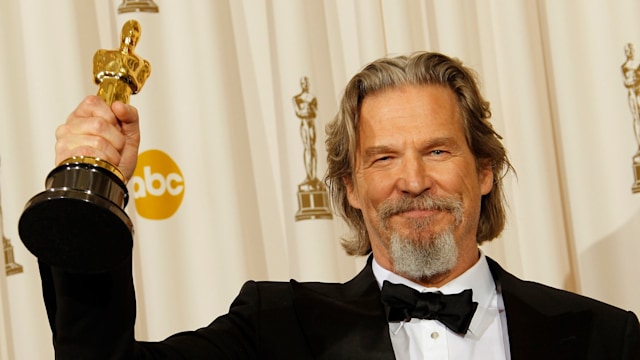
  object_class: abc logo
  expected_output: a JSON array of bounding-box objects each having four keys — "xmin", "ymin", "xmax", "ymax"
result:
[{"xmin": 130, "ymin": 149, "xmax": 185, "ymax": 220}]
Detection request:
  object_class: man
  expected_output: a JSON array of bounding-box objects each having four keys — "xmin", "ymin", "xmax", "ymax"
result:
[{"xmin": 42, "ymin": 51, "xmax": 640, "ymax": 359}]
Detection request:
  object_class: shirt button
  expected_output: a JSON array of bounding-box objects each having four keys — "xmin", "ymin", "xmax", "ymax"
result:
[{"xmin": 430, "ymin": 331, "xmax": 439, "ymax": 339}]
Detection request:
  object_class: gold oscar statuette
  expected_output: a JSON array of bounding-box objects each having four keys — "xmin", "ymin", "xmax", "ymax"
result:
[
  {"xmin": 0, "ymin": 168, "xmax": 23, "ymax": 275},
  {"xmin": 292, "ymin": 77, "xmax": 332, "ymax": 221},
  {"xmin": 18, "ymin": 20, "xmax": 151, "ymax": 273},
  {"xmin": 118, "ymin": 0, "xmax": 159, "ymax": 14},
  {"xmin": 633, "ymin": 160, "xmax": 640, "ymax": 193},
  {"xmin": 621, "ymin": 43, "xmax": 640, "ymax": 193},
  {"xmin": 3, "ymin": 235, "xmax": 23, "ymax": 276}
]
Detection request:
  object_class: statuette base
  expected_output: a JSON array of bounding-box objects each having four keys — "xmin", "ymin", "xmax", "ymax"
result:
[
  {"xmin": 19, "ymin": 162, "xmax": 133, "ymax": 273},
  {"xmin": 296, "ymin": 190, "xmax": 333, "ymax": 221},
  {"xmin": 633, "ymin": 162, "xmax": 640, "ymax": 194}
]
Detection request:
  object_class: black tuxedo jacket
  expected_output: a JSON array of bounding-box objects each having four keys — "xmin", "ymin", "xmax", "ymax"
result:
[{"xmin": 41, "ymin": 256, "xmax": 640, "ymax": 359}]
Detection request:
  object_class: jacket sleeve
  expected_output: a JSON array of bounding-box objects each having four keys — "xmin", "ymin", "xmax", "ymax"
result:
[
  {"xmin": 39, "ymin": 257, "xmax": 260, "ymax": 359},
  {"xmin": 39, "ymin": 257, "xmax": 138, "ymax": 359},
  {"xmin": 622, "ymin": 311, "xmax": 640, "ymax": 360}
]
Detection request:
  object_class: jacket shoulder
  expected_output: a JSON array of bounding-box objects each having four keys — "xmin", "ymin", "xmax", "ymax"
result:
[{"xmin": 487, "ymin": 257, "xmax": 634, "ymax": 316}]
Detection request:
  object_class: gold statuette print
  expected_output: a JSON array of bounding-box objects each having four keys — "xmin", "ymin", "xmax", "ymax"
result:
[
  {"xmin": 292, "ymin": 76, "xmax": 332, "ymax": 221},
  {"xmin": 118, "ymin": 0, "xmax": 159, "ymax": 14},
  {"xmin": 3, "ymin": 235, "xmax": 23, "ymax": 276},
  {"xmin": 18, "ymin": 20, "xmax": 151, "ymax": 273},
  {"xmin": 621, "ymin": 43, "xmax": 640, "ymax": 193},
  {"xmin": 0, "ymin": 161, "xmax": 22, "ymax": 276}
]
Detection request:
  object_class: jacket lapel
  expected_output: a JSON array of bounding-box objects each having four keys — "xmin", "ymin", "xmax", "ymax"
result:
[
  {"xmin": 291, "ymin": 256, "xmax": 597, "ymax": 359},
  {"xmin": 291, "ymin": 257, "xmax": 395, "ymax": 359},
  {"xmin": 487, "ymin": 258, "xmax": 592, "ymax": 360}
]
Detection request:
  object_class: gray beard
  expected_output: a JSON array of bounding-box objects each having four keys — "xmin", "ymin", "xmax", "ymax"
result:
[
  {"xmin": 388, "ymin": 227, "xmax": 458, "ymax": 280},
  {"xmin": 377, "ymin": 193, "xmax": 463, "ymax": 280}
]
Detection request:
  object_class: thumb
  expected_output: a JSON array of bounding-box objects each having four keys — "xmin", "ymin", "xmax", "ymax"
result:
[{"xmin": 111, "ymin": 101, "xmax": 141, "ymax": 181}]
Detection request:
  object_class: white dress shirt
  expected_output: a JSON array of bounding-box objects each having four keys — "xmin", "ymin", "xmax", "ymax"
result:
[{"xmin": 372, "ymin": 250, "xmax": 511, "ymax": 360}]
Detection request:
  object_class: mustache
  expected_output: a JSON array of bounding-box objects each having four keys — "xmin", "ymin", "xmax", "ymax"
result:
[{"xmin": 378, "ymin": 193, "xmax": 463, "ymax": 224}]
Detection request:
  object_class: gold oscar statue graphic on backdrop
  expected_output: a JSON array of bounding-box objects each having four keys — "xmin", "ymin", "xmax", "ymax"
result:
[
  {"xmin": 0, "ymin": 160, "xmax": 23, "ymax": 276},
  {"xmin": 621, "ymin": 43, "xmax": 640, "ymax": 193},
  {"xmin": 292, "ymin": 76, "xmax": 332, "ymax": 221},
  {"xmin": 18, "ymin": 20, "xmax": 151, "ymax": 272},
  {"xmin": 118, "ymin": 0, "xmax": 159, "ymax": 14},
  {"xmin": 3, "ymin": 234, "xmax": 23, "ymax": 276}
]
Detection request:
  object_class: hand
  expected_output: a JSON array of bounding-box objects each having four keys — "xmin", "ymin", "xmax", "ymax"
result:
[{"xmin": 55, "ymin": 95, "xmax": 141, "ymax": 182}]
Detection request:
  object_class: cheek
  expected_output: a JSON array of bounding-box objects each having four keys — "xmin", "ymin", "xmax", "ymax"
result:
[
  {"xmin": 349, "ymin": 172, "xmax": 395, "ymax": 211},
  {"xmin": 437, "ymin": 166, "xmax": 482, "ymax": 202}
]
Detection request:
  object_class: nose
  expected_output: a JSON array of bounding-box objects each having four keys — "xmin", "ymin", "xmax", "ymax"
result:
[{"xmin": 395, "ymin": 154, "xmax": 431, "ymax": 196}]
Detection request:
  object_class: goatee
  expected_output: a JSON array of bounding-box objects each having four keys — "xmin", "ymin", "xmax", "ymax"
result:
[
  {"xmin": 389, "ymin": 229, "xmax": 458, "ymax": 279},
  {"xmin": 378, "ymin": 193, "xmax": 463, "ymax": 280}
]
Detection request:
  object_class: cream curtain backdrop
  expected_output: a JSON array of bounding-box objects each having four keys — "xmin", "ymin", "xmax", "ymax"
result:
[{"xmin": 1, "ymin": 0, "xmax": 639, "ymax": 358}]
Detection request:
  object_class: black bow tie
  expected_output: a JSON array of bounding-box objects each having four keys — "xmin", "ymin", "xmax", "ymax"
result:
[{"xmin": 380, "ymin": 281, "xmax": 478, "ymax": 335}]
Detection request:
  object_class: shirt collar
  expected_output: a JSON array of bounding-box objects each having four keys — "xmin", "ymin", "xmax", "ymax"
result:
[{"xmin": 372, "ymin": 249, "xmax": 500, "ymax": 337}]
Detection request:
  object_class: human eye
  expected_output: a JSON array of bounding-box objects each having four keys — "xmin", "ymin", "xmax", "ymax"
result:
[
  {"xmin": 423, "ymin": 138, "xmax": 455, "ymax": 160},
  {"xmin": 363, "ymin": 147, "xmax": 395, "ymax": 167},
  {"xmin": 369, "ymin": 155, "xmax": 394, "ymax": 167},
  {"xmin": 428, "ymin": 149, "xmax": 451, "ymax": 160},
  {"xmin": 375, "ymin": 155, "xmax": 392, "ymax": 162}
]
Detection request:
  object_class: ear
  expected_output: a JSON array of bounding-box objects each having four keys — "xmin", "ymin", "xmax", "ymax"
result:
[
  {"xmin": 479, "ymin": 161, "xmax": 494, "ymax": 196},
  {"xmin": 343, "ymin": 176, "xmax": 362, "ymax": 209}
]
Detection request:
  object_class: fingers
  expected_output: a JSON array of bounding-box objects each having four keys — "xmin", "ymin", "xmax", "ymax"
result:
[
  {"xmin": 55, "ymin": 95, "xmax": 141, "ymax": 181},
  {"xmin": 111, "ymin": 101, "xmax": 141, "ymax": 180},
  {"xmin": 54, "ymin": 132, "xmax": 122, "ymax": 165},
  {"xmin": 112, "ymin": 101, "xmax": 139, "ymax": 127},
  {"xmin": 70, "ymin": 95, "xmax": 120, "ymax": 128}
]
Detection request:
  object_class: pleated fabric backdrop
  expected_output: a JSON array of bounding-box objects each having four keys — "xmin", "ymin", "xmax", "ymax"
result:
[{"xmin": 1, "ymin": 1, "xmax": 639, "ymax": 358}]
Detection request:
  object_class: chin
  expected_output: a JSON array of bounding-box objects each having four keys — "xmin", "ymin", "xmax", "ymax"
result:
[{"xmin": 388, "ymin": 229, "xmax": 458, "ymax": 279}]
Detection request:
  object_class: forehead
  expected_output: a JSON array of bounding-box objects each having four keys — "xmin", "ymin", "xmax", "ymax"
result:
[{"xmin": 357, "ymin": 84, "xmax": 463, "ymax": 141}]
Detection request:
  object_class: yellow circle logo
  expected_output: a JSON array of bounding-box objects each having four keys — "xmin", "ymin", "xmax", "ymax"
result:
[{"xmin": 130, "ymin": 149, "xmax": 185, "ymax": 220}]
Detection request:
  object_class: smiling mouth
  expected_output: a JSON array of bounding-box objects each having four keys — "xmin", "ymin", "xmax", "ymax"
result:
[
  {"xmin": 378, "ymin": 194, "xmax": 464, "ymax": 227},
  {"xmin": 380, "ymin": 208, "xmax": 447, "ymax": 230},
  {"xmin": 396, "ymin": 208, "xmax": 442, "ymax": 218}
]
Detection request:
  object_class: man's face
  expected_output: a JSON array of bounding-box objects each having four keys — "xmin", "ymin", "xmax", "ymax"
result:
[{"xmin": 345, "ymin": 84, "xmax": 493, "ymax": 283}]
